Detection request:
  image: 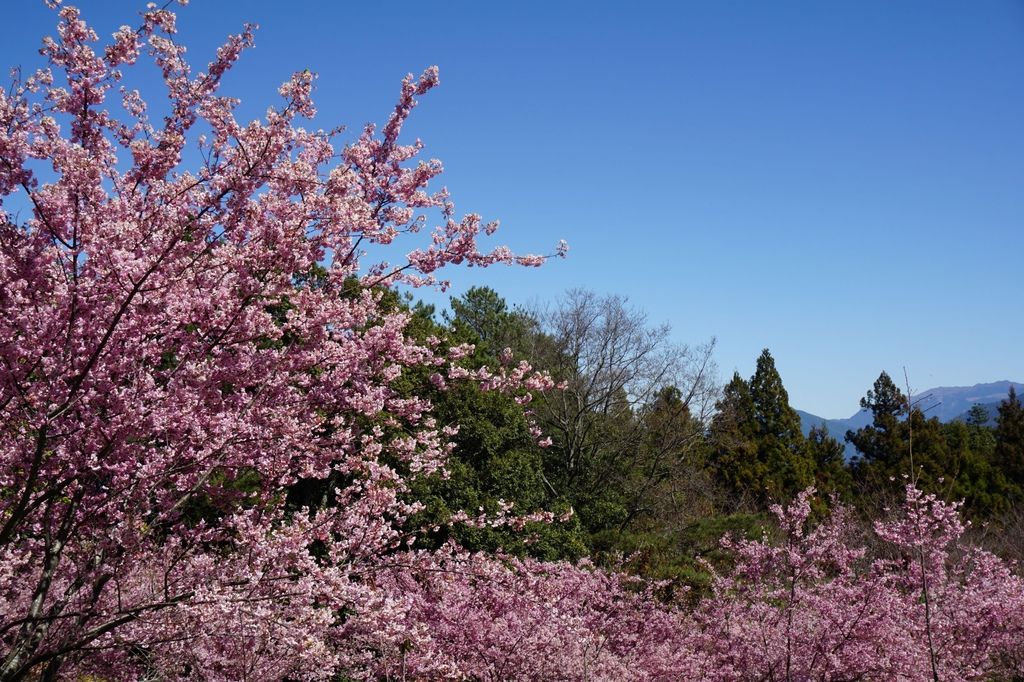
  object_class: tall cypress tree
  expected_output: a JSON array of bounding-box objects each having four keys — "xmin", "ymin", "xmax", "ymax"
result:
[
  {"xmin": 709, "ymin": 351, "xmax": 815, "ymax": 507},
  {"xmin": 750, "ymin": 349, "xmax": 803, "ymax": 444},
  {"xmin": 748, "ymin": 349, "xmax": 814, "ymax": 502}
]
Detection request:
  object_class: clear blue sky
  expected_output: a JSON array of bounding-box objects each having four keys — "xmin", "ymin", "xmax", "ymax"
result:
[{"xmin": 6, "ymin": 1, "xmax": 1023, "ymax": 418}]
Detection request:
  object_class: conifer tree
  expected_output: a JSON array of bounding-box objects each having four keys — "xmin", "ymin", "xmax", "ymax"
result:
[
  {"xmin": 709, "ymin": 351, "xmax": 815, "ymax": 507},
  {"xmin": 967, "ymin": 403, "xmax": 992, "ymax": 428},
  {"xmin": 445, "ymin": 286, "xmax": 533, "ymax": 357},
  {"xmin": 996, "ymin": 387, "xmax": 1024, "ymax": 489},
  {"xmin": 708, "ymin": 372, "xmax": 760, "ymax": 506},
  {"xmin": 846, "ymin": 372, "xmax": 1004, "ymax": 514},
  {"xmin": 846, "ymin": 371, "xmax": 908, "ymax": 473},
  {"xmin": 748, "ymin": 349, "xmax": 815, "ymax": 502},
  {"xmin": 749, "ymin": 349, "xmax": 802, "ymax": 444},
  {"xmin": 806, "ymin": 424, "xmax": 852, "ymax": 500}
]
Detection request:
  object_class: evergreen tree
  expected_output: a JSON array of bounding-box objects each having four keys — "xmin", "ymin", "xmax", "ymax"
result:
[
  {"xmin": 846, "ymin": 371, "xmax": 908, "ymax": 472},
  {"xmin": 750, "ymin": 349, "xmax": 803, "ymax": 444},
  {"xmin": 709, "ymin": 351, "xmax": 815, "ymax": 507},
  {"xmin": 806, "ymin": 424, "xmax": 852, "ymax": 500},
  {"xmin": 445, "ymin": 286, "xmax": 533, "ymax": 357},
  {"xmin": 965, "ymin": 406, "xmax": 997, "ymax": 461},
  {"xmin": 995, "ymin": 387, "xmax": 1024, "ymax": 489},
  {"xmin": 941, "ymin": 419, "xmax": 1009, "ymax": 518},
  {"xmin": 846, "ymin": 372, "xmax": 1009, "ymax": 517},
  {"xmin": 708, "ymin": 372, "xmax": 760, "ymax": 506},
  {"xmin": 395, "ymin": 293, "xmax": 587, "ymax": 560},
  {"xmin": 967, "ymin": 404, "xmax": 991, "ymax": 428},
  {"xmin": 749, "ymin": 349, "xmax": 815, "ymax": 502}
]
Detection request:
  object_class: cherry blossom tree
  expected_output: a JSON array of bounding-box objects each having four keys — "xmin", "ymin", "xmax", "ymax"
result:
[
  {"xmin": 0, "ymin": 3, "xmax": 558, "ymax": 678},
  {"xmin": 694, "ymin": 486, "xmax": 1024, "ymax": 681}
]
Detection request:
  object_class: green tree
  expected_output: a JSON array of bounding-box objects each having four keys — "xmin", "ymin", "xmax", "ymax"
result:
[
  {"xmin": 750, "ymin": 349, "xmax": 802, "ymax": 445},
  {"xmin": 445, "ymin": 286, "xmax": 533, "ymax": 358},
  {"xmin": 846, "ymin": 371, "xmax": 908, "ymax": 478},
  {"xmin": 846, "ymin": 372, "xmax": 1010, "ymax": 518},
  {"xmin": 806, "ymin": 424, "xmax": 852, "ymax": 500},
  {"xmin": 707, "ymin": 372, "xmax": 760, "ymax": 507},
  {"xmin": 966, "ymin": 403, "xmax": 992, "ymax": 428},
  {"xmin": 387, "ymin": 292, "xmax": 589, "ymax": 561},
  {"xmin": 622, "ymin": 385, "xmax": 716, "ymax": 529},
  {"xmin": 708, "ymin": 351, "xmax": 816, "ymax": 508},
  {"xmin": 748, "ymin": 349, "xmax": 815, "ymax": 501},
  {"xmin": 940, "ymin": 419, "xmax": 1009, "ymax": 518},
  {"xmin": 995, "ymin": 387, "xmax": 1024, "ymax": 489}
]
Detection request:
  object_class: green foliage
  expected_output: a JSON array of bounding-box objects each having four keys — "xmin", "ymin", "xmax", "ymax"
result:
[
  {"xmin": 807, "ymin": 424, "xmax": 853, "ymax": 501},
  {"xmin": 996, "ymin": 387, "xmax": 1024, "ymax": 491},
  {"xmin": 403, "ymin": 290, "xmax": 588, "ymax": 561},
  {"xmin": 421, "ymin": 284, "xmax": 1024, "ymax": 580},
  {"xmin": 436, "ymin": 287, "xmax": 745, "ymax": 580},
  {"xmin": 846, "ymin": 372, "xmax": 1013, "ymax": 519},
  {"xmin": 320, "ymin": 282, "xmax": 1024, "ymax": 588},
  {"xmin": 444, "ymin": 285, "xmax": 534, "ymax": 357},
  {"xmin": 846, "ymin": 372, "xmax": 908, "ymax": 474},
  {"xmin": 708, "ymin": 351, "xmax": 822, "ymax": 508},
  {"xmin": 750, "ymin": 349, "xmax": 802, "ymax": 445},
  {"xmin": 593, "ymin": 512, "xmax": 770, "ymax": 602},
  {"xmin": 708, "ymin": 373, "xmax": 759, "ymax": 502},
  {"xmin": 966, "ymin": 403, "xmax": 991, "ymax": 428}
]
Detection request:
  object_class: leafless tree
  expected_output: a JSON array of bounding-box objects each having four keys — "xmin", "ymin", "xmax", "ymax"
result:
[{"xmin": 521, "ymin": 289, "xmax": 718, "ymax": 527}]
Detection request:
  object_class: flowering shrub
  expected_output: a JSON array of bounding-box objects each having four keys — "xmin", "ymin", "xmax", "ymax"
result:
[
  {"xmin": 346, "ymin": 549, "xmax": 697, "ymax": 681},
  {"xmin": 693, "ymin": 486, "xmax": 1024, "ymax": 681}
]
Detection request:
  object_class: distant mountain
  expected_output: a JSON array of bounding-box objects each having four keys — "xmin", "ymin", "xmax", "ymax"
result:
[
  {"xmin": 911, "ymin": 381, "xmax": 1023, "ymax": 422},
  {"xmin": 795, "ymin": 409, "xmax": 872, "ymax": 459},
  {"xmin": 797, "ymin": 381, "xmax": 1024, "ymax": 459},
  {"xmin": 951, "ymin": 402, "xmax": 1001, "ymax": 427}
]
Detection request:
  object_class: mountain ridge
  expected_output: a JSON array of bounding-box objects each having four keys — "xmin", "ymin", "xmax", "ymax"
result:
[{"xmin": 796, "ymin": 380, "xmax": 1023, "ymax": 458}]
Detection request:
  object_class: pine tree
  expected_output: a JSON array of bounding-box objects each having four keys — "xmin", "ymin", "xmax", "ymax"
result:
[
  {"xmin": 846, "ymin": 371, "xmax": 908, "ymax": 469},
  {"xmin": 845, "ymin": 371, "xmax": 1006, "ymax": 516},
  {"xmin": 967, "ymin": 404, "xmax": 991, "ymax": 428},
  {"xmin": 806, "ymin": 424, "xmax": 852, "ymax": 500},
  {"xmin": 445, "ymin": 286, "xmax": 533, "ymax": 358}
]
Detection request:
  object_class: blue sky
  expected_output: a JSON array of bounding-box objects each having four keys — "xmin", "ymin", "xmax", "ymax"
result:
[{"xmin": 5, "ymin": 1, "xmax": 1023, "ymax": 417}]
